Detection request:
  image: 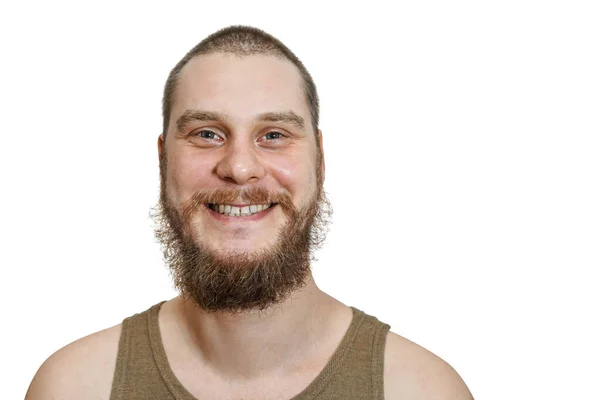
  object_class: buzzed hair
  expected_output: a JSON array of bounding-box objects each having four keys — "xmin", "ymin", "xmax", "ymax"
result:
[{"xmin": 161, "ymin": 25, "xmax": 320, "ymax": 137}]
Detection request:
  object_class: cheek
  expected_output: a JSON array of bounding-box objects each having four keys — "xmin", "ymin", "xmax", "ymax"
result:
[
  {"xmin": 167, "ymin": 150, "xmax": 214, "ymax": 201},
  {"xmin": 269, "ymin": 153, "xmax": 317, "ymax": 199}
]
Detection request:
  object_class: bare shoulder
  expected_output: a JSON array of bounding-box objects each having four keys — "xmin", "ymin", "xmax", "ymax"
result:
[
  {"xmin": 384, "ymin": 331, "xmax": 473, "ymax": 400},
  {"xmin": 25, "ymin": 323, "xmax": 122, "ymax": 400}
]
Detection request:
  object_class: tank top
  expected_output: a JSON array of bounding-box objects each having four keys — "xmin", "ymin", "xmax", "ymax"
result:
[{"xmin": 110, "ymin": 301, "xmax": 391, "ymax": 400}]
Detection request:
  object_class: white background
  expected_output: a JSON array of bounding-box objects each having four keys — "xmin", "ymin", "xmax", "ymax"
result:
[{"xmin": 1, "ymin": 1, "xmax": 599, "ymax": 399}]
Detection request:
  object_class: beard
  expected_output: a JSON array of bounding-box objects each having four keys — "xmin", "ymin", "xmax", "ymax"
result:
[{"xmin": 152, "ymin": 150, "xmax": 332, "ymax": 314}]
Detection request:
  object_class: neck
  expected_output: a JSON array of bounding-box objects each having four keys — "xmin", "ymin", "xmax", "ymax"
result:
[{"xmin": 168, "ymin": 275, "xmax": 347, "ymax": 379}]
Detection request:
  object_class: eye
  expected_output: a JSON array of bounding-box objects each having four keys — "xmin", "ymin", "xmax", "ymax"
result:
[
  {"xmin": 263, "ymin": 131, "xmax": 284, "ymax": 140},
  {"xmin": 195, "ymin": 130, "xmax": 221, "ymax": 140}
]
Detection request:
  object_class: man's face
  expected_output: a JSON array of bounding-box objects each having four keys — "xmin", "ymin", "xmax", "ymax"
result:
[{"xmin": 155, "ymin": 53, "xmax": 329, "ymax": 312}]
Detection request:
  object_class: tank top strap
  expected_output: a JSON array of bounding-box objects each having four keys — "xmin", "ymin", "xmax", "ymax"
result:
[
  {"xmin": 291, "ymin": 307, "xmax": 391, "ymax": 400},
  {"xmin": 359, "ymin": 308, "xmax": 391, "ymax": 400},
  {"xmin": 110, "ymin": 301, "xmax": 175, "ymax": 400}
]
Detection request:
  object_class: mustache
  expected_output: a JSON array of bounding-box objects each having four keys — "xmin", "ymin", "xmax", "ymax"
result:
[{"xmin": 182, "ymin": 186, "xmax": 297, "ymax": 220}]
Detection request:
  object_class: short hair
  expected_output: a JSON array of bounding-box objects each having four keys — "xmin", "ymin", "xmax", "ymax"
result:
[{"xmin": 161, "ymin": 25, "xmax": 320, "ymax": 137}]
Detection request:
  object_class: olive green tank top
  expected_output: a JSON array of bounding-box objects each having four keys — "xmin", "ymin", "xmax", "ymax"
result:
[{"xmin": 110, "ymin": 301, "xmax": 390, "ymax": 400}]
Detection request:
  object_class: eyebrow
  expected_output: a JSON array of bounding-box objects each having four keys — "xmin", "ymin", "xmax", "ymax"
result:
[
  {"xmin": 256, "ymin": 111, "xmax": 305, "ymax": 130},
  {"xmin": 176, "ymin": 109, "xmax": 305, "ymax": 132},
  {"xmin": 176, "ymin": 110, "xmax": 226, "ymax": 133}
]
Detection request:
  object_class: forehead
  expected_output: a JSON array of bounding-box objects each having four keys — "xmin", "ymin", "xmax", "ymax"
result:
[{"xmin": 171, "ymin": 53, "xmax": 308, "ymax": 127}]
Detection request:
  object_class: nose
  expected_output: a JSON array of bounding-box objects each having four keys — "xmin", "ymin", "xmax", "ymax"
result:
[{"xmin": 215, "ymin": 138, "xmax": 266, "ymax": 185}]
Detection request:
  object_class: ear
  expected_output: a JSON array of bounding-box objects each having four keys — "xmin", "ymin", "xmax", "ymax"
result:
[
  {"xmin": 317, "ymin": 129, "xmax": 325, "ymax": 179},
  {"xmin": 158, "ymin": 134, "xmax": 165, "ymax": 160}
]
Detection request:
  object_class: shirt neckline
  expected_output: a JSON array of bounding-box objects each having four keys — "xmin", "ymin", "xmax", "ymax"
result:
[{"xmin": 147, "ymin": 301, "xmax": 365, "ymax": 400}]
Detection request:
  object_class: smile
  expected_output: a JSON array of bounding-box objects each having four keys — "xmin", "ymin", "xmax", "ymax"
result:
[{"xmin": 207, "ymin": 203, "xmax": 275, "ymax": 217}]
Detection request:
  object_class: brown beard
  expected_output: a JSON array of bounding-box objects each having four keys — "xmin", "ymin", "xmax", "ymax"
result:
[{"xmin": 152, "ymin": 150, "xmax": 332, "ymax": 314}]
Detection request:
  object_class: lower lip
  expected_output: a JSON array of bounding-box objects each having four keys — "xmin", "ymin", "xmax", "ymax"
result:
[{"xmin": 204, "ymin": 204, "xmax": 277, "ymax": 222}]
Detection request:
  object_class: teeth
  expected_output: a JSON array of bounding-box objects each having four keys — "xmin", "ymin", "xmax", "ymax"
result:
[{"xmin": 210, "ymin": 203, "xmax": 272, "ymax": 217}]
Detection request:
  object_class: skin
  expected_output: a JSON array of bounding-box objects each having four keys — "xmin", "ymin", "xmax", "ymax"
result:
[{"xmin": 25, "ymin": 53, "xmax": 473, "ymax": 400}]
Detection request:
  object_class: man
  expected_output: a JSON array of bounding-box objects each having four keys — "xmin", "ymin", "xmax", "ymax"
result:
[{"xmin": 26, "ymin": 26, "xmax": 472, "ymax": 399}]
